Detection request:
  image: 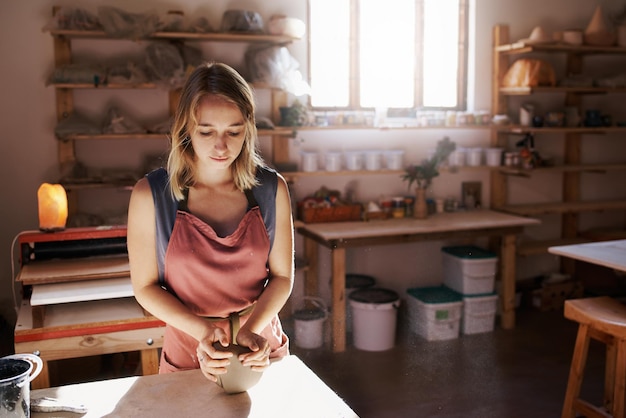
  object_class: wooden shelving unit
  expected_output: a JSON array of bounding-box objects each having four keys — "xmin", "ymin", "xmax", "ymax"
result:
[
  {"xmin": 48, "ymin": 27, "xmax": 298, "ymax": 217},
  {"xmin": 490, "ymin": 24, "xmax": 626, "ymax": 270}
]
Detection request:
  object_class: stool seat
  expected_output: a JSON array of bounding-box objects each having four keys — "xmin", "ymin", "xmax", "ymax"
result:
[
  {"xmin": 565, "ymin": 297, "xmax": 626, "ymax": 338},
  {"xmin": 562, "ymin": 296, "xmax": 626, "ymax": 418}
]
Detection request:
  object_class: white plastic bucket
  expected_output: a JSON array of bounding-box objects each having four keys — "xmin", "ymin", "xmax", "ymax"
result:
[
  {"xmin": 293, "ymin": 297, "xmax": 327, "ymax": 349},
  {"xmin": 345, "ymin": 274, "xmax": 376, "ymax": 333},
  {"xmin": 349, "ymin": 288, "xmax": 400, "ymax": 351}
]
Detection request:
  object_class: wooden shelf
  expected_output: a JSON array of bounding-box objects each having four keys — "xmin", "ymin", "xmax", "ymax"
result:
[
  {"xmin": 48, "ymin": 23, "xmax": 297, "ymax": 219},
  {"xmin": 499, "ymin": 86, "xmax": 626, "ymax": 95},
  {"xmin": 495, "ymin": 41, "xmax": 626, "ymax": 55},
  {"xmin": 60, "ymin": 133, "xmax": 166, "ymax": 141},
  {"xmin": 499, "ymin": 163, "xmax": 626, "ymax": 176},
  {"xmin": 58, "ymin": 128, "xmax": 294, "ymax": 142},
  {"xmin": 292, "ymin": 124, "xmax": 493, "ymax": 131},
  {"xmin": 51, "ymin": 82, "xmax": 157, "ymax": 89},
  {"xmin": 281, "ymin": 165, "xmax": 491, "ymax": 181},
  {"xmin": 499, "ymin": 200, "xmax": 626, "ymax": 216},
  {"xmin": 48, "ymin": 29, "xmax": 299, "ymax": 44},
  {"xmin": 493, "ymin": 125, "xmax": 626, "ymax": 134},
  {"xmin": 50, "ymin": 81, "xmax": 286, "ymax": 91},
  {"xmin": 283, "ymin": 169, "xmax": 403, "ymax": 179},
  {"xmin": 60, "ymin": 180, "xmax": 137, "ymax": 191}
]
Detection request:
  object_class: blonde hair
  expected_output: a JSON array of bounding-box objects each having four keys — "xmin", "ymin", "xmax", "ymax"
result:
[{"xmin": 167, "ymin": 62, "xmax": 264, "ymax": 200}]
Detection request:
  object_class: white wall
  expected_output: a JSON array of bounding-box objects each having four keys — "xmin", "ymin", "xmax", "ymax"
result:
[{"xmin": 1, "ymin": 0, "xmax": 624, "ymax": 325}]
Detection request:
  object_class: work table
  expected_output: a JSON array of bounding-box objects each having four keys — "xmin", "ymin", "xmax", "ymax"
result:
[
  {"xmin": 298, "ymin": 210, "xmax": 540, "ymax": 351},
  {"xmin": 31, "ymin": 355, "xmax": 357, "ymax": 417}
]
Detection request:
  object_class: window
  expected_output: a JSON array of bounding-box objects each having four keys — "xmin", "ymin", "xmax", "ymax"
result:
[{"xmin": 308, "ymin": 0, "xmax": 468, "ymax": 110}]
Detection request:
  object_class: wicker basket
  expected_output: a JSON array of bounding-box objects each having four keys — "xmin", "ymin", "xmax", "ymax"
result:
[{"xmin": 299, "ymin": 205, "xmax": 362, "ymax": 223}]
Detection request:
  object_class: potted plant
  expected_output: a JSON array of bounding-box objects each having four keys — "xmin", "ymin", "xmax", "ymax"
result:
[{"xmin": 402, "ymin": 136, "xmax": 456, "ymax": 218}]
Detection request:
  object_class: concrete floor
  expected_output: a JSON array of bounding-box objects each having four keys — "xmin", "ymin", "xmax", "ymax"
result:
[
  {"xmin": 28, "ymin": 305, "xmax": 607, "ymax": 417},
  {"xmin": 289, "ymin": 307, "xmax": 606, "ymax": 418}
]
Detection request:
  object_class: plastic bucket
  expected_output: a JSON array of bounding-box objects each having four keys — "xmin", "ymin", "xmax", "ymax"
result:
[
  {"xmin": 346, "ymin": 274, "xmax": 376, "ymax": 332},
  {"xmin": 293, "ymin": 297, "xmax": 328, "ymax": 349},
  {"xmin": 0, "ymin": 354, "xmax": 43, "ymax": 417},
  {"xmin": 349, "ymin": 288, "xmax": 400, "ymax": 351}
]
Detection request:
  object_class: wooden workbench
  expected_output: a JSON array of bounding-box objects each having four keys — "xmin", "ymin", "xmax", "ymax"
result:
[
  {"xmin": 14, "ymin": 298, "xmax": 165, "ymax": 389},
  {"xmin": 31, "ymin": 355, "xmax": 358, "ymax": 418},
  {"xmin": 298, "ymin": 209, "xmax": 539, "ymax": 352}
]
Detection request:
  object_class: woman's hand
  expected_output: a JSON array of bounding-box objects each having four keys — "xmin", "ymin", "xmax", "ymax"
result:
[
  {"xmin": 235, "ymin": 328, "xmax": 271, "ymax": 372},
  {"xmin": 196, "ymin": 326, "xmax": 233, "ymax": 382}
]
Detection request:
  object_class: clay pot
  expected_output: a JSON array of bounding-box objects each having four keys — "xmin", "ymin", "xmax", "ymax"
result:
[{"xmin": 213, "ymin": 343, "xmax": 263, "ymax": 394}]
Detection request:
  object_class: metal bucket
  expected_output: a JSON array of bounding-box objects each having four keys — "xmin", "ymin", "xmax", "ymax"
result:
[
  {"xmin": 293, "ymin": 297, "xmax": 328, "ymax": 349},
  {"xmin": 0, "ymin": 354, "xmax": 43, "ymax": 417}
]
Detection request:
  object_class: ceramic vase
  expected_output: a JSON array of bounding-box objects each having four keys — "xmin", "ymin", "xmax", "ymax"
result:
[{"xmin": 413, "ymin": 188, "xmax": 428, "ymax": 219}]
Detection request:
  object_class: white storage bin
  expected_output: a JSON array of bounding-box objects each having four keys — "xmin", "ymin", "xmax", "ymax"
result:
[
  {"xmin": 442, "ymin": 246, "xmax": 497, "ymax": 295},
  {"xmin": 462, "ymin": 293, "xmax": 498, "ymax": 334},
  {"xmin": 406, "ymin": 286, "xmax": 462, "ymax": 341}
]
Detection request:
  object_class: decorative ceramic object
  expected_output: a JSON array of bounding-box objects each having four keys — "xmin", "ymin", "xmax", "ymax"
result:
[
  {"xmin": 562, "ymin": 29, "xmax": 583, "ymax": 45},
  {"xmin": 518, "ymin": 26, "xmax": 552, "ymax": 45},
  {"xmin": 584, "ymin": 5, "xmax": 616, "ymax": 46}
]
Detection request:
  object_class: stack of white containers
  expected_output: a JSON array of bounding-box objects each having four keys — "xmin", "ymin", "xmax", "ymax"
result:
[
  {"xmin": 441, "ymin": 246, "xmax": 499, "ymax": 335},
  {"xmin": 406, "ymin": 285, "xmax": 463, "ymax": 341}
]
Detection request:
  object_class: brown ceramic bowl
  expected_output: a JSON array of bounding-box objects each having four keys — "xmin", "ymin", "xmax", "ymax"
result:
[{"xmin": 212, "ymin": 343, "xmax": 263, "ymax": 394}]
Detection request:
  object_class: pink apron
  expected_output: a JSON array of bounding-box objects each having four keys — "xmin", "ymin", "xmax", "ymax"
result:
[{"xmin": 159, "ymin": 206, "xmax": 289, "ymax": 373}]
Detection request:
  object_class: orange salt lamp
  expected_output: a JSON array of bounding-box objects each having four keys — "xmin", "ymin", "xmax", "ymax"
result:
[{"xmin": 37, "ymin": 183, "xmax": 68, "ymax": 231}]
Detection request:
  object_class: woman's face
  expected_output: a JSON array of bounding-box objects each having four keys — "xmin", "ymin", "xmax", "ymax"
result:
[{"xmin": 190, "ymin": 94, "xmax": 246, "ymax": 170}]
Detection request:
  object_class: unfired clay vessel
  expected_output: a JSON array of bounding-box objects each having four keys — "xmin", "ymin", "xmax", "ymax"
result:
[{"xmin": 213, "ymin": 343, "xmax": 263, "ymax": 394}]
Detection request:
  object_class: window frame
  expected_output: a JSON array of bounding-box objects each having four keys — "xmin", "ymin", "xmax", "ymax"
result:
[{"xmin": 306, "ymin": 0, "xmax": 469, "ymax": 111}]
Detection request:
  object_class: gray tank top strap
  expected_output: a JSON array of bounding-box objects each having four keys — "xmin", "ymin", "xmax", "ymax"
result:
[
  {"xmin": 146, "ymin": 168, "xmax": 178, "ymax": 284},
  {"xmin": 251, "ymin": 166, "xmax": 278, "ymax": 247},
  {"xmin": 146, "ymin": 167, "xmax": 278, "ymax": 284}
]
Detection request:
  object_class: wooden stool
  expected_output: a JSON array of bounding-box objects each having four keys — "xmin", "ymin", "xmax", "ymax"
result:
[{"xmin": 562, "ymin": 296, "xmax": 626, "ymax": 418}]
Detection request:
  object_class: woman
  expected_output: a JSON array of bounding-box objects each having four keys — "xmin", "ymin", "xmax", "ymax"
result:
[{"xmin": 127, "ymin": 62, "xmax": 293, "ymax": 383}]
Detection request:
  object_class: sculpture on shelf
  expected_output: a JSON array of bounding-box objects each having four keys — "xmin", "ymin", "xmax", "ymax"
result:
[{"xmin": 402, "ymin": 136, "xmax": 455, "ymax": 219}]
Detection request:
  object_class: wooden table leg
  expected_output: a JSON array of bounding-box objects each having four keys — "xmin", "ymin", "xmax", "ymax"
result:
[
  {"xmin": 612, "ymin": 339, "xmax": 626, "ymax": 418},
  {"xmin": 31, "ymin": 359, "xmax": 50, "ymax": 390},
  {"xmin": 140, "ymin": 348, "xmax": 160, "ymax": 375},
  {"xmin": 331, "ymin": 248, "xmax": 346, "ymax": 353},
  {"xmin": 500, "ymin": 233, "xmax": 516, "ymax": 329},
  {"xmin": 304, "ymin": 237, "xmax": 319, "ymax": 299}
]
